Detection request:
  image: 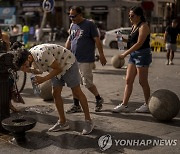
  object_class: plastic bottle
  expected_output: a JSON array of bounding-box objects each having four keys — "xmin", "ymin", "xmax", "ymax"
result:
[
  {"xmin": 116, "ymin": 31, "xmax": 124, "ymax": 51},
  {"xmin": 30, "ymin": 74, "xmax": 41, "ymax": 95}
]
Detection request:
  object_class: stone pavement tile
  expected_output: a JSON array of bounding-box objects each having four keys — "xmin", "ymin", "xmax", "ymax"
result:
[{"xmin": 158, "ymin": 130, "xmax": 180, "ymax": 146}]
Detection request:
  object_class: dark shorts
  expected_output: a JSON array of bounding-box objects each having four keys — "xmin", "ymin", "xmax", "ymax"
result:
[
  {"xmin": 128, "ymin": 48, "xmax": 152, "ymax": 67},
  {"xmin": 51, "ymin": 61, "xmax": 81, "ymax": 88}
]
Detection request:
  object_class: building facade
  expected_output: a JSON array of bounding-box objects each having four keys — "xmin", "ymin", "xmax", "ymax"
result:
[
  {"xmin": 149, "ymin": 0, "xmax": 178, "ymax": 32},
  {"xmin": 0, "ymin": 0, "xmax": 179, "ymax": 32},
  {"xmin": 64, "ymin": 0, "xmax": 141, "ymax": 30},
  {"xmin": 15, "ymin": 0, "xmax": 65, "ymax": 29}
]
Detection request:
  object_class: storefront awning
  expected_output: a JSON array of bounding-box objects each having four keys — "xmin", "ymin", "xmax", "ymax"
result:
[{"xmin": 0, "ymin": 7, "xmax": 16, "ymax": 19}]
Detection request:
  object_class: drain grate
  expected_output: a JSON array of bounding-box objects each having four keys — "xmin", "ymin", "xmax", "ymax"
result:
[{"xmin": 24, "ymin": 105, "xmax": 54, "ymax": 114}]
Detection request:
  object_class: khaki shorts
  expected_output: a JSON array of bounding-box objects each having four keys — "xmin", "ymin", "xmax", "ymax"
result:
[{"xmin": 78, "ymin": 62, "xmax": 94, "ymax": 88}]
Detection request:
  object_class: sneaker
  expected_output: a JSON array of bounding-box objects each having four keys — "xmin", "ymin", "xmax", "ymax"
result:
[
  {"xmin": 135, "ymin": 104, "xmax": 149, "ymax": 113},
  {"xmin": 112, "ymin": 103, "xmax": 129, "ymax": 113},
  {"xmin": 95, "ymin": 98, "xmax": 103, "ymax": 112},
  {"xmin": 82, "ymin": 120, "xmax": 94, "ymax": 135},
  {"xmin": 48, "ymin": 120, "xmax": 70, "ymax": 132},
  {"xmin": 169, "ymin": 61, "xmax": 174, "ymax": 65},
  {"xmin": 66, "ymin": 105, "xmax": 82, "ymax": 114}
]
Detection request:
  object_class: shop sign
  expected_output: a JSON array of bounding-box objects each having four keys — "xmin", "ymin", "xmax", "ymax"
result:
[
  {"xmin": 0, "ymin": 7, "xmax": 16, "ymax": 19},
  {"xmin": 91, "ymin": 6, "xmax": 108, "ymax": 11},
  {"xmin": 22, "ymin": 2, "xmax": 41, "ymax": 7}
]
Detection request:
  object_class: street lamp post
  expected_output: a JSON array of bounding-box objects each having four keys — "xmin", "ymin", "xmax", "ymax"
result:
[{"xmin": 39, "ymin": 0, "xmax": 55, "ymax": 40}]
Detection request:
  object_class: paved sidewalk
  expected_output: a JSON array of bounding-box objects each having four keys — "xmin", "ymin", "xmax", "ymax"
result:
[{"xmin": 0, "ymin": 48, "xmax": 180, "ymax": 154}]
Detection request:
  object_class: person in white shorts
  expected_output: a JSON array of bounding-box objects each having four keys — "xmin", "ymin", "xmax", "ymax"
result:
[{"xmin": 164, "ymin": 19, "xmax": 180, "ymax": 65}]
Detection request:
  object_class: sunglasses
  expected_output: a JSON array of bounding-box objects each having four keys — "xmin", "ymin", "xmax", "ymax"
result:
[
  {"xmin": 129, "ymin": 14, "xmax": 135, "ymax": 18},
  {"xmin": 69, "ymin": 14, "xmax": 79, "ymax": 19}
]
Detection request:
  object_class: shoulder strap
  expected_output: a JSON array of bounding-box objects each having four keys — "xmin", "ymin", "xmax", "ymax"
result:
[{"xmin": 131, "ymin": 21, "xmax": 143, "ymax": 34}]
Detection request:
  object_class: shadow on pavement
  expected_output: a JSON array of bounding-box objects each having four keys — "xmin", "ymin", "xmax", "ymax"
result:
[
  {"xmin": 93, "ymin": 99, "xmax": 180, "ymax": 128},
  {"xmin": 9, "ymin": 107, "xmax": 177, "ymax": 153},
  {"xmin": 17, "ymin": 129, "xmax": 161, "ymax": 154},
  {"xmin": 93, "ymin": 69, "xmax": 126, "ymax": 76}
]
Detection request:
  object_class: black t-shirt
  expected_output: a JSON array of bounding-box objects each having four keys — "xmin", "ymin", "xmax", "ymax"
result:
[
  {"xmin": 127, "ymin": 22, "xmax": 150, "ymax": 50},
  {"xmin": 165, "ymin": 26, "xmax": 180, "ymax": 44}
]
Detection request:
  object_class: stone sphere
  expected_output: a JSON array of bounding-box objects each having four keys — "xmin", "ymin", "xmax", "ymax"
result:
[
  {"xmin": 148, "ymin": 89, "xmax": 180, "ymax": 121},
  {"xmin": 39, "ymin": 80, "xmax": 53, "ymax": 101},
  {"xmin": 111, "ymin": 55, "xmax": 125, "ymax": 68}
]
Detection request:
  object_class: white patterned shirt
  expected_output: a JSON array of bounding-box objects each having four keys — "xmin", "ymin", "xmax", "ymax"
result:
[{"xmin": 29, "ymin": 44, "xmax": 76, "ymax": 78}]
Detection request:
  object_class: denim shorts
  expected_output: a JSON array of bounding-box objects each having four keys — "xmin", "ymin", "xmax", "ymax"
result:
[
  {"xmin": 128, "ymin": 48, "xmax": 152, "ymax": 67},
  {"xmin": 51, "ymin": 61, "xmax": 81, "ymax": 88}
]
